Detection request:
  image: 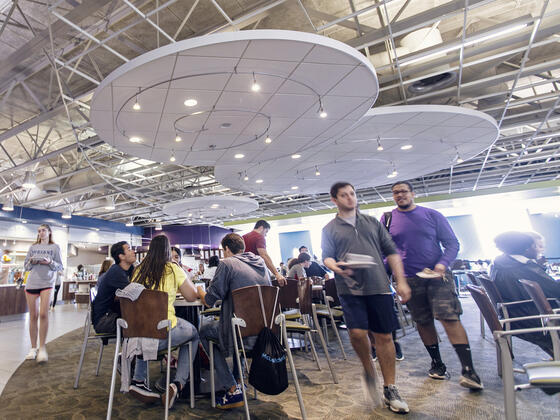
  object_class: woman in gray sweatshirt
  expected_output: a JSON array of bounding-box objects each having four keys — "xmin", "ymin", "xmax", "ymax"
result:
[{"xmin": 23, "ymin": 224, "xmax": 63, "ymax": 363}]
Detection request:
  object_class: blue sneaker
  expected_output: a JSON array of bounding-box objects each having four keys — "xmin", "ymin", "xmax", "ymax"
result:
[{"xmin": 216, "ymin": 384, "xmax": 244, "ymax": 409}]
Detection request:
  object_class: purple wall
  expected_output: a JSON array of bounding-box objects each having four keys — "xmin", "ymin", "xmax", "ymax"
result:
[{"xmin": 142, "ymin": 224, "xmax": 233, "ymax": 250}]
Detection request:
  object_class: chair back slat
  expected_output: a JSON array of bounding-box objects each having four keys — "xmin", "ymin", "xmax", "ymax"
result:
[
  {"xmin": 297, "ymin": 278, "xmax": 313, "ymax": 315},
  {"xmin": 324, "ymin": 278, "xmax": 340, "ymax": 307},
  {"xmin": 232, "ymin": 285, "xmax": 281, "ymax": 337},
  {"xmin": 520, "ymin": 279, "xmax": 553, "ymax": 315},
  {"xmin": 479, "ymin": 275, "xmax": 504, "ymax": 307},
  {"xmin": 467, "ymin": 284, "xmax": 503, "ymax": 333},
  {"xmin": 119, "ymin": 289, "xmax": 168, "ymax": 339},
  {"xmin": 466, "ymin": 272, "xmax": 481, "ymax": 287},
  {"xmin": 272, "ymin": 278, "xmax": 300, "ymax": 310}
]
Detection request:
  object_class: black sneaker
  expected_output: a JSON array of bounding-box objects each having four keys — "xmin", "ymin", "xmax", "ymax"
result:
[
  {"xmin": 129, "ymin": 380, "xmax": 160, "ymax": 404},
  {"xmin": 371, "ymin": 347, "xmax": 377, "ymax": 362},
  {"xmin": 216, "ymin": 384, "xmax": 244, "ymax": 409},
  {"xmin": 428, "ymin": 361, "xmax": 449, "ymax": 380},
  {"xmin": 459, "ymin": 369, "xmax": 484, "ymax": 390},
  {"xmin": 383, "ymin": 385, "xmax": 409, "ymax": 414},
  {"xmin": 395, "ymin": 342, "xmax": 404, "ymax": 361},
  {"xmin": 161, "ymin": 382, "xmax": 179, "ymax": 409}
]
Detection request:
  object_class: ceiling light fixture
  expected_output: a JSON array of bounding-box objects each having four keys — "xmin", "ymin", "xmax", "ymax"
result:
[
  {"xmin": 105, "ymin": 197, "xmax": 115, "ymax": 210},
  {"xmin": 133, "ymin": 87, "xmax": 141, "ymax": 110},
  {"xmin": 170, "ymin": 151, "xmax": 176, "ymax": 162},
  {"xmin": 129, "ymin": 136, "xmax": 142, "ymax": 143},
  {"xmin": 251, "ymin": 72, "xmax": 261, "ymax": 92},
  {"xmin": 319, "ymin": 107, "xmax": 327, "ymax": 118},
  {"xmin": 21, "ymin": 219, "xmax": 27, "ymax": 224},
  {"xmin": 22, "ymin": 171, "xmax": 36, "ymax": 189},
  {"xmin": 175, "ymin": 135, "xmax": 182, "ymax": 142},
  {"xmin": 387, "ymin": 163, "xmax": 398, "ymax": 178},
  {"xmin": 126, "ymin": 218, "xmax": 134, "ymax": 227},
  {"xmin": 291, "ymin": 154, "xmax": 301, "ymax": 159},
  {"xmin": 211, "ymin": 204, "xmax": 219, "ymax": 208},
  {"xmin": 315, "ymin": 166, "xmax": 320, "ymax": 176},
  {"xmin": 243, "ymin": 174, "xmax": 249, "ymax": 181},
  {"xmin": 255, "ymin": 179, "xmax": 263, "ymax": 184},
  {"xmin": 2, "ymin": 196, "xmax": 13, "ymax": 212},
  {"xmin": 234, "ymin": 153, "xmax": 245, "ymax": 159},
  {"xmin": 184, "ymin": 98, "xmax": 198, "ymax": 107},
  {"xmin": 291, "ymin": 186, "xmax": 299, "ymax": 190},
  {"xmin": 265, "ymin": 134, "xmax": 272, "ymax": 144},
  {"xmin": 155, "ymin": 222, "xmax": 162, "ymax": 231},
  {"xmin": 62, "ymin": 207, "xmax": 72, "ymax": 219},
  {"xmin": 377, "ymin": 138, "xmax": 384, "ymax": 151},
  {"xmin": 400, "ymin": 144, "xmax": 413, "ymax": 150}
]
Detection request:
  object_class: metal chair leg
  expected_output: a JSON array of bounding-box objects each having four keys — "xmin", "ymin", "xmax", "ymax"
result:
[
  {"xmin": 74, "ymin": 326, "xmax": 90, "ymax": 389},
  {"xmin": 306, "ymin": 330, "xmax": 321, "ymax": 371},
  {"xmin": 322, "ymin": 318, "xmax": 329, "ymax": 345},
  {"xmin": 312, "ymin": 308, "xmax": 337, "ymax": 383},
  {"xmin": 96, "ymin": 340, "xmax": 104, "ymax": 376},
  {"xmin": 329, "ymin": 313, "xmax": 347, "ymax": 359},
  {"xmin": 282, "ymin": 321, "xmax": 307, "ymax": 420},
  {"xmin": 210, "ymin": 341, "xmax": 215, "ymax": 408},
  {"xmin": 232, "ymin": 323, "xmax": 250, "ymax": 420},
  {"xmin": 189, "ymin": 342, "xmax": 194, "ymax": 409},
  {"xmin": 106, "ymin": 328, "xmax": 121, "ymax": 420}
]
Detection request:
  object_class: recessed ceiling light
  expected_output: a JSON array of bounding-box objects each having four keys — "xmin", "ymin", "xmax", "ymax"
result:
[
  {"xmin": 387, "ymin": 173, "xmax": 397, "ymax": 178},
  {"xmin": 211, "ymin": 204, "xmax": 219, "ymax": 208},
  {"xmin": 291, "ymin": 154, "xmax": 301, "ymax": 159},
  {"xmin": 188, "ymin": 213, "xmax": 192, "ymax": 217},
  {"xmin": 184, "ymin": 99, "xmax": 197, "ymax": 107},
  {"xmin": 175, "ymin": 135, "xmax": 182, "ymax": 142},
  {"xmin": 291, "ymin": 186, "xmax": 299, "ymax": 190},
  {"xmin": 243, "ymin": 175, "xmax": 249, "ymax": 181},
  {"xmin": 170, "ymin": 155, "xmax": 176, "ymax": 162},
  {"xmin": 234, "ymin": 153, "xmax": 245, "ymax": 159},
  {"xmin": 319, "ymin": 109, "xmax": 327, "ymax": 118},
  {"xmin": 400, "ymin": 144, "xmax": 413, "ymax": 150},
  {"xmin": 129, "ymin": 136, "xmax": 142, "ymax": 143},
  {"xmin": 132, "ymin": 101, "xmax": 141, "ymax": 111},
  {"xmin": 265, "ymin": 135, "xmax": 272, "ymax": 144},
  {"xmin": 255, "ymin": 179, "xmax": 263, "ymax": 183}
]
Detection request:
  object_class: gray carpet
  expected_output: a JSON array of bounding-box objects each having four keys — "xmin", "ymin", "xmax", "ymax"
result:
[{"xmin": 1, "ymin": 298, "xmax": 559, "ymax": 419}]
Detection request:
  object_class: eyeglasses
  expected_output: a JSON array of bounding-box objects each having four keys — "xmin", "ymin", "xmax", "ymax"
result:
[{"xmin": 392, "ymin": 190, "xmax": 411, "ymax": 195}]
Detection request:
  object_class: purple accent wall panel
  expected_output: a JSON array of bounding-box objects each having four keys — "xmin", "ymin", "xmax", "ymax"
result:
[{"xmin": 142, "ymin": 224, "xmax": 233, "ymax": 249}]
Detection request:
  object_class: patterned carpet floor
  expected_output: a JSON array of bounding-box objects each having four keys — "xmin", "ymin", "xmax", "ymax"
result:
[{"xmin": 1, "ymin": 298, "xmax": 559, "ymax": 419}]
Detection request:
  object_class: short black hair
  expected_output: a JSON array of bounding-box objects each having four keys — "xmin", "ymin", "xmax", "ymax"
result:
[
  {"xmin": 110, "ymin": 241, "xmax": 128, "ymax": 264},
  {"xmin": 297, "ymin": 253, "xmax": 311, "ymax": 264},
  {"xmin": 222, "ymin": 233, "xmax": 245, "ymax": 255},
  {"xmin": 208, "ymin": 255, "xmax": 220, "ymax": 267},
  {"xmin": 254, "ymin": 220, "xmax": 270, "ymax": 230},
  {"xmin": 298, "ymin": 245, "xmax": 308, "ymax": 252},
  {"xmin": 391, "ymin": 181, "xmax": 414, "ymax": 192},
  {"xmin": 494, "ymin": 231, "xmax": 534, "ymax": 255},
  {"xmin": 330, "ymin": 182, "xmax": 354, "ymax": 198}
]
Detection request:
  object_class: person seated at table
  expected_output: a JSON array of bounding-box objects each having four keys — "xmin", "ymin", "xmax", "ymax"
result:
[
  {"xmin": 197, "ymin": 233, "xmax": 271, "ymax": 410},
  {"xmin": 490, "ymin": 231, "xmax": 560, "ymax": 356},
  {"xmin": 129, "ymin": 235, "xmax": 200, "ymax": 408},
  {"xmin": 287, "ymin": 252, "xmax": 311, "ymax": 280},
  {"xmin": 92, "ymin": 242, "xmax": 136, "ymax": 334},
  {"xmin": 299, "ymin": 245, "xmax": 330, "ymax": 280},
  {"xmin": 204, "ymin": 255, "xmax": 219, "ymax": 281}
]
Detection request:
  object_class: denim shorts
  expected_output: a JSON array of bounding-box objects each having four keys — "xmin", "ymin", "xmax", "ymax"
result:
[{"xmin": 338, "ymin": 294, "xmax": 398, "ymax": 333}]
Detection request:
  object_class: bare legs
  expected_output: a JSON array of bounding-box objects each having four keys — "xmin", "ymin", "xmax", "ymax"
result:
[
  {"xmin": 350, "ymin": 329, "xmax": 395, "ymax": 385},
  {"xmin": 416, "ymin": 319, "xmax": 468, "ymax": 346},
  {"xmin": 25, "ymin": 289, "xmax": 52, "ymax": 349}
]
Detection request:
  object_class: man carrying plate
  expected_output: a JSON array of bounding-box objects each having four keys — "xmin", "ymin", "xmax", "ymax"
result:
[
  {"xmin": 322, "ymin": 182, "xmax": 411, "ymax": 414},
  {"xmin": 381, "ymin": 180, "xmax": 483, "ymax": 390}
]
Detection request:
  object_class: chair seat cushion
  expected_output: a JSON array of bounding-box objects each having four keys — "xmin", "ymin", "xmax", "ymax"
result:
[
  {"xmin": 315, "ymin": 308, "xmax": 345, "ymax": 318},
  {"xmin": 285, "ymin": 320, "xmax": 310, "ymax": 332},
  {"xmin": 200, "ymin": 307, "xmax": 220, "ymax": 316},
  {"xmin": 283, "ymin": 309, "xmax": 301, "ymax": 320},
  {"xmin": 524, "ymin": 361, "xmax": 560, "ymax": 389}
]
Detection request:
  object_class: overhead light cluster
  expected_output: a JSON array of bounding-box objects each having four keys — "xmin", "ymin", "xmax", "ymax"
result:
[{"xmin": 2, "ymin": 196, "xmax": 13, "ymax": 212}]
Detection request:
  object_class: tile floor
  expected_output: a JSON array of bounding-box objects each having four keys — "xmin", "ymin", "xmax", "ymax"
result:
[{"xmin": 0, "ymin": 303, "xmax": 87, "ymax": 394}]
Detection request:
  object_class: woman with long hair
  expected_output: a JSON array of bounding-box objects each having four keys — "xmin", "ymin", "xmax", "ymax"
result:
[
  {"xmin": 98, "ymin": 259, "xmax": 113, "ymax": 281},
  {"xmin": 129, "ymin": 235, "xmax": 200, "ymax": 408},
  {"xmin": 24, "ymin": 224, "xmax": 63, "ymax": 363}
]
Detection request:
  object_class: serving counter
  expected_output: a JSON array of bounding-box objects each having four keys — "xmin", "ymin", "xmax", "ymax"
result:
[{"xmin": 0, "ymin": 284, "xmax": 28, "ymax": 316}]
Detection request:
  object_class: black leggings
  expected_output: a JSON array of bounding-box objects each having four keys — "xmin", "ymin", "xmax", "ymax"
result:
[{"xmin": 52, "ymin": 284, "xmax": 61, "ymax": 307}]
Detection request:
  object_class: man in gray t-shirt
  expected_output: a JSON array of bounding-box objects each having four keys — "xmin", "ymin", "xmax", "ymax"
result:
[{"xmin": 322, "ymin": 182, "xmax": 411, "ymax": 415}]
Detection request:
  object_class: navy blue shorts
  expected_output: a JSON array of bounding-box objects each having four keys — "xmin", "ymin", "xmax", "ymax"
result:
[{"xmin": 338, "ymin": 294, "xmax": 398, "ymax": 333}]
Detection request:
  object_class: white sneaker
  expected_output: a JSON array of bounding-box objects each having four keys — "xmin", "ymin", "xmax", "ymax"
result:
[
  {"xmin": 37, "ymin": 347, "xmax": 48, "ymax": 363},
  {"xmin": 25, "ymin": 348, "xmax": 37, "ymax": 360}
]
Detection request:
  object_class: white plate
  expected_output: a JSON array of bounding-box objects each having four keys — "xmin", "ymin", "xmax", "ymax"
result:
[
  {"xmin": 416, "ymin": 271, "xmax": 442, "ymax": 279},
  {"xmin": 342, "ymin": 261, "xmax": 377, "ymax": 269}
]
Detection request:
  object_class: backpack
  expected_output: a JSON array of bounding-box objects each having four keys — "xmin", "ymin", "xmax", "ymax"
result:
[{"xmin": 248, "ymin": 287, "xmax": 288, "ymax": 395}]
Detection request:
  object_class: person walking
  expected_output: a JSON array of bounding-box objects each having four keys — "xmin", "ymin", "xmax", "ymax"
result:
[
  {"xmin": 381, "ymin": 181, "xmax": 483, "ymax": 390},
  {"xmin": 24, "ymin": 224, "xmax": 64, "ymax": 363},
  {"xmin": 50, "ymin": 270, "xmax": 63, "ymax": 310},
  {"xmin": 322, "ymin": 182, "xmax": 411, "ymax": 414}
]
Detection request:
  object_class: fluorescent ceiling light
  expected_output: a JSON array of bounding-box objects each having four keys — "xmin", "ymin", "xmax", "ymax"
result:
[
  {"xmin": 291, "ymin": 154, "xmax": 301, "ymax": 159},
  {"xmin": 400, "ymin": 144, "xmax": 413, "ymax": 150},
  {"xmin": 255, "ymin": 179, "xmax": 263, "ymax": 183},
  {"xmin": 129, "ymin": 136, "xmax": 142, "ymax": 143},
  {"xmin": 184, "ymin": 99, "xmax": 198, "ymax": 107},
  {"xmin": 234, "ymin": 153, "xmax": 245, "ymax": 159}
]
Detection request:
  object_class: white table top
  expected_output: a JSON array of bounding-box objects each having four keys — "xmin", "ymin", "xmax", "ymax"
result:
[{"xmin": 174, "ymin": 298, "xmax": 203, "ymax": 307}]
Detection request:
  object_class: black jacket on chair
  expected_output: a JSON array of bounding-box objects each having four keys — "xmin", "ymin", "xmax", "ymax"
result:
[{"xmin": 490, "ymin": 254, "xmax": 560, "ymax": 356}]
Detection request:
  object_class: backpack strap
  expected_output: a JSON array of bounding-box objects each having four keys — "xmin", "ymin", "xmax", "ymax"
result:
[{"xmin": 383, "ymin": 211, "xmax": 393, "ymax": 232}]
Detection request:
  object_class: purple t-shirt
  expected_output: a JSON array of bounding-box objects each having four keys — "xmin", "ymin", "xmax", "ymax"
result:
[{"xmin": 381, "ymin": 206, "xmax": 459, "ymax": 278}]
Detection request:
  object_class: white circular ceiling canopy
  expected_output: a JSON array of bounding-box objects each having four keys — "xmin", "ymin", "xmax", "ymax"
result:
[
  {"xmin": 215, "ymin": 105, "xmax": 499, "ymax": 194},
  {"xmin": 162, "ymin": 195, "xmax": 259, "ymax": 219},
  {"xmin": 90, "ymin": 30, "xmax": 379, "ymax": 166}
]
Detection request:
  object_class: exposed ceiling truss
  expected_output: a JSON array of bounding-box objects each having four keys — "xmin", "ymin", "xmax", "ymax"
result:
[{"xmin": 0, "ymin": 0, "xmax": 558, "ymax": 227}]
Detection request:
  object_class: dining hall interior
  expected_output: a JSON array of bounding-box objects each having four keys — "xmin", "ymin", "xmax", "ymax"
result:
[{"xmin": 0, "ymin": 0, "xmax": 560, "ymax": 419}]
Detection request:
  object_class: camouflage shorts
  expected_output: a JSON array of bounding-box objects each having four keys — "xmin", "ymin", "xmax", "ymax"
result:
[{"xmin": 406, "ymin": 272, "xmax": 462, "ymax": 324}]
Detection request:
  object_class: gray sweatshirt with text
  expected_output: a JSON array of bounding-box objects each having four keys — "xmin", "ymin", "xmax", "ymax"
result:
[{"xmin": 24, "ymin": 243, "xmax": 64, "ymax": 289}]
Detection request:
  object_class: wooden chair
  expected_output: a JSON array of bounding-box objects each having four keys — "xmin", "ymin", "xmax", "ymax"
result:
[
  {"xmin": 519, "ymin": 279, "xmax": 560, "ymax": 359},
  {"xmin": 467, "ymin": 284, "xmax": 560, "ymax": 420},
  {"xmin": 319, "ymin": 278, "xmax": 347, "ymax": 358},
  {"xmin": 221, "ymin": 285, "xmax": 307, "ymax": 419},
  {"xmin": 107, "ymin": 290, "xmax": 194, "ymax": 420},
  {"xmin": 74, "ymin": 287, "xmax": 116, "ymax": 389}
]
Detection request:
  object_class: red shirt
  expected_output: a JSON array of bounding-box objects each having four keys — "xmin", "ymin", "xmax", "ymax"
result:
[{"xmin": 243, "ymin": 230, "xmax": 266, "ymax": 255}]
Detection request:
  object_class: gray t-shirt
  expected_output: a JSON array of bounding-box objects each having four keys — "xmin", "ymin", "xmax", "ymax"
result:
[
  {"xmin": 322, "ymin": 211, "xmax": 397, "ymax": 296},
  {"xmin": 24, "ymin": 243, "xmax": 64, "ymax": 289},
  {"xmin": 287, "ymin": 263, "xmax": 306, "ymax": 279}
]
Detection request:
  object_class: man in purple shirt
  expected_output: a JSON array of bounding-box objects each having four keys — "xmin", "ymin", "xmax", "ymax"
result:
[{"xmin": 381, "ymin": 181, "xmax": 483, "ymax": 391}]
